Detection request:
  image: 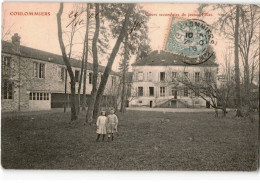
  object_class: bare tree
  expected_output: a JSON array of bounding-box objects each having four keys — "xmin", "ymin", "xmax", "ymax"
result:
[
  {"xmin": 81, "ymin": 3, "xmax": 91, "ymax": 111},
  {"xmin": 238, "ymin": 5, "xmax": 260, "ymax": 112},
  {"xmin": 86, "ymin": 3, "xmax": 100, "ymax": 123},
  {"xmin": 176, "ymin": 70, "xmax": 232, "ymax": 117},
  {"xmin": 234, "ymin": 5, "xmax": 243, "ymax": 117},
  {"xmin": 119, "ymin": 34, "xmax": 128, "ymax": 113},
  {"xmin": 198, "ymin": 4, "xmax": 243, "ymax": 116},
  {"xmin": 57, "ymin": 2, "xmax": 77, "ymax": 121}
]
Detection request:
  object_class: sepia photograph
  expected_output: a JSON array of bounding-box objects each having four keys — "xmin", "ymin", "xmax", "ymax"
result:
[{"xmin": 1, "ymin": 1, "xmax": 259, "ymax": 171}]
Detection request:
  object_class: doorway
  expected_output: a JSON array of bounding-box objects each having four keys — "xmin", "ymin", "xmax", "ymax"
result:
[
  {"xmin": 150, "ymin": 101, "xmax": 153, "ymax": 108},
  {"xmin": 171, "ymin": 100, "xmax": 177, "ymax": 108},
  {"xmin": 206, "ymin": 101, "xmax": 210, "ymax": 108}
]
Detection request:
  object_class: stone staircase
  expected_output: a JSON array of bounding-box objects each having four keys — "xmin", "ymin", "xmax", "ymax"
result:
[{"xmin": 154, "ymin": 98, "xmax": 193, "ymax": 108}]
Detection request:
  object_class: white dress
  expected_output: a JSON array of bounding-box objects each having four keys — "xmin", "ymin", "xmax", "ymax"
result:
[{"xmin": 96, "ymin": 116, "xmax": 107, "ymax": 134}]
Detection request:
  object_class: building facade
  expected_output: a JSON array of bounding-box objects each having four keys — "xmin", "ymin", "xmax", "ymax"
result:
[
  {"xmin": 1, "ymin": 34, "xmax": 119, "ymax": 112},
  {"xmin": 129, "ymin": 50, "xmax": 218, "ymax": 108}
]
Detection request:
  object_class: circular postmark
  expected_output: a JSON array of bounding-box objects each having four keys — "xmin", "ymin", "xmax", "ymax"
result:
[{"xmin": 163, "ymin": 17, "xmax": 216, "ymax": 65}]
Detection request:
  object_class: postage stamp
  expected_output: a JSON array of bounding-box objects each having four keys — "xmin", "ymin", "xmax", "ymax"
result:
[{"xmin": 163, "ymin": 17, "xmax": 216, "ymax": 65}]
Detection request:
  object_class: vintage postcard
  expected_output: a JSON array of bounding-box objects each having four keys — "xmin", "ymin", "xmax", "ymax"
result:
[{"xmin": 1, "ymin": 2, "xmax": 259, "ymax": 171}]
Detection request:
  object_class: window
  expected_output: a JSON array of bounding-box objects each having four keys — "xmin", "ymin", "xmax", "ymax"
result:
[
  {"xmin": 2, "ymin": 56, "xmax": 12, "ymax": 77},
  {"xmin": 184, "ymin": 72, "xmax": 189, "ymax": 77},
  {"xmin": 33, "ymin": 93, "xmax": 36, "ymax": 100},
  {"xmin": 195, "ymin": 88, "xmax": 200, "ymax": 96},
  {"xmin": 160, "ymin": 87, "xmax": 165, "ymax": 96},
  {"xmin": 2, "ymin": 79, "xmax": 13, "ymax": 99},
  {"xmin": 184, "ymin": 87, "xmax": 188, "ymax": 97},
  {"xmin": 205, "ymin": 72, "xmax": 212, "ymax": 82},
  {"xmin": 205, "ymin": 87, "xmax": 211, "ymax": 97},
  {"xmin": 29, "ymin": 92, "xmax": 49, "ymax": 101},
  {"xmin": 89, "ymin": 72, "xmax": 93, "ymax": 84},
  {"xmin": 172, "ymin": 72, "xmax": 177, "ymax": 81},
  {"xmin": 195, "ymin": 72, "xmax": 200, "ymax": 82},
  {"xmin": 33, "ymin": 62, "xmax": 45, "ymax": 78},
  {"xmin": 149, "ymin": 87, "xmax": 154, "ymax": 96},
  {"xmin": 148, "ymin": 72, "xmax": 152, "ymax": 81},
  {"xmin": 171, "ymin": 87, "xmax": 177, "ymax": 97},
  {"xmin": 160, "ymin": 72, "xmax": 165, "ymax": 81},
  {"xmin": 138, "ymin": 72, "xmax": 144, "ymax": 81},
  {"xmin": 138, "ymin": 87, "xmax": 143, "ymax": 96},
  {"xmin": 57, "ymin": 67, "xmax": 66, "ymax": 81},
  {"xmin": 75, "ymin": 70, "xmax": 80, "ymax": 82}
]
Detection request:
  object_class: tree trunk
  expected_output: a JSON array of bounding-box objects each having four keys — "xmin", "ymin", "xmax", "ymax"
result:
[
  {"xmin": 64, "ymin": 69, "xmax": 67, "ymax": 113},
  {"xmin": 234, "ymin": 5, "xmax": 243, "ymax": 117},
  {"xmin": 222, "ymin": 108, "xmax": 227, "ymax": 117},
  {"xmin": 82, "ymin": 4, "xmax": 90, "ymax": 112},
  {"xmin": 86, "ymin": 3, "xmax": 100, "ymax": 123},
  {"xmin": 244, "ymin": 59, "xmax": 250, "ymax": 110},
  {"xmin": 77, "ymin": 43, "xmax": 86, "ymax": 114},
  {"xmin": 57, "ymin": 2, "xmax": 77, "ymax": 121},
  {"xmin": 214, "ymin": 108, "xmax": 218, "ymax": 117},
  {"xmin": 70, "ymin": 81, "xmax": 77, "ymax": 121},
  {"xmin": 93, "ymin": 4, "xmax": 135, "ymax": 120},
  {"xmin": 120, "ymin": 34, "xmax": 128, "ymax": 113}
]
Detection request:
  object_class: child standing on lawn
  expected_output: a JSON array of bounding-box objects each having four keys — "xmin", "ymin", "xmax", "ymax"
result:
[
  {"xmin": 96, "ymin": 111, "xmax": 107, "ymax": 142},
  {"xmin": 106, "ymin": 109, "xmax": 118, "ymax": 141}
]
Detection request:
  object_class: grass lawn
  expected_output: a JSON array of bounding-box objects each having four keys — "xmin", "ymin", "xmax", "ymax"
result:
[{"xmin": 1, "ymin": 110, "xmax": 259, "ymax": 170}]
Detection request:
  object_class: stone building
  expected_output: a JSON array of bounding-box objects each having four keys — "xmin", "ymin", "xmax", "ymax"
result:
[
  {"xmin": 1, "ymin": 34, "xmax": 119, "ymax": 112},
  {"xmin": 129, "ymin": 50, "xmax": 218, "ymax": 108}
]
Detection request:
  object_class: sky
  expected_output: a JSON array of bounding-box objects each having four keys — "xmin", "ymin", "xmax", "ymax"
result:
[{"xmin": 2, "ymin": 2, "xmax": 230, "ymax": 72}]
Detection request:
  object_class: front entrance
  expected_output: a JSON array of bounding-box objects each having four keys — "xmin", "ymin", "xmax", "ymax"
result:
[
  {"xmin": 150, "ymin": 101, "xmax": 153, "ymax": 108},
  {"xmin": 206, "ymin": 101, "xmax": 210, "ymax": 108},
  {"xmin": 171, "ymin": 100, "xmax": 177, "ymax": 108},
  {"xmin": 171, "ymin": 87, "xmax": 177, "ymax": 99}
]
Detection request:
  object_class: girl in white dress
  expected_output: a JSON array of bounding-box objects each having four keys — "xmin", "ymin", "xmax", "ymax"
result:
[
  {"xmin": 96, "ymin": 111, "xmax": 107, "ymax": 142},
  {"xmin": 106, "ymin": 109, "xmax": 118, "ymax": 141}
]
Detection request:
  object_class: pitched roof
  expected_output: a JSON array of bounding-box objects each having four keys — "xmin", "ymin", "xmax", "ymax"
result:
[
  {"xmin": 1, "ymin": 41, "xmax": 119, "ymax": 75},
  {"xmin": 132, "ymin": 50, "xmax": 218, "ymax": 67}
]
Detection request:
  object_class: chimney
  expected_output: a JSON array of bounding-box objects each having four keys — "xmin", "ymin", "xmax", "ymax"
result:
[{"xmin": 11, "ymin": 33, "xmax": 21, "ymax": 53}]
